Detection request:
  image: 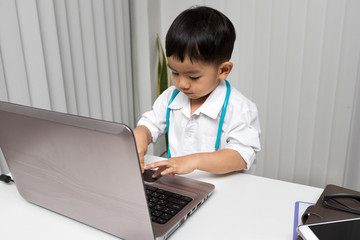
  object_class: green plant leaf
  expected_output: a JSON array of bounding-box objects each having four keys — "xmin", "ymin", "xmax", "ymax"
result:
[
  {"xmin": 156, "ymin": 34, "xmax": 170, "ymax": 96},
  {"xmin": 156, "ymin": 34, "xmax": 171, "ymax": 151}
]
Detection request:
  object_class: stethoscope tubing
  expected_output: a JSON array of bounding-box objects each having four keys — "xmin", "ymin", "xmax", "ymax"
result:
[{"xmin": 166, "ymin": 80, "xmax": 231, "ymax": 158}]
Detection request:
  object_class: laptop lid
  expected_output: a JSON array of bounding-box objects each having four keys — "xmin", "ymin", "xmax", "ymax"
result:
[
  {"xmin": 0, "ymin": 101, "xmax": 215, "ymax": 240},
  {"xmin": 0, "ymin": 101, "xmax": 154, "ymax": 239}
]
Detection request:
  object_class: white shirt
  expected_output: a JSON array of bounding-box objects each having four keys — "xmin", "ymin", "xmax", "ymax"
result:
[{"xmin": 137, "ymin": 80, "xmax": 261, "ymax": 170}]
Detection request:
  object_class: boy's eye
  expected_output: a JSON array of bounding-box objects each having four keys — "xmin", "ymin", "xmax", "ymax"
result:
[
  {"xmin": 189, "ymin": 76, "xmax": 200, "ymax": 80},
  {"xmin": 172, "ymin": 72, "xmax": 179, "ymax": 76}
]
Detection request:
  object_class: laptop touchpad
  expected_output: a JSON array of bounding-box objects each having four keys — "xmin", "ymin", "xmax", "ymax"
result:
[{"xmin": 143, "ymin": 169, "xmax": 162, "ymax": 182}]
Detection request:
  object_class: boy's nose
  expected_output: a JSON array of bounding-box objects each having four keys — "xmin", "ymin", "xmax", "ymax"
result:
[{"xmin": 178, "ymin": 77, "xmax": 190, "ymax": 89}]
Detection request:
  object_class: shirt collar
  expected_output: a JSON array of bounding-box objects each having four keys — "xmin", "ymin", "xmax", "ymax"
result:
[{"xmin": 168, "ymin": 80, "xmax": 227, "ymax": 119}]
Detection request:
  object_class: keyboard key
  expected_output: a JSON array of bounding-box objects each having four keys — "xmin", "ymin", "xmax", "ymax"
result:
[
  {"xmin": 149, "ymin": 197, "xmax": 159, "ymax": 203},
  {"xmin": 168, "ymin": 197, "xmax": 188, "ymax": 206},
  {"xmin": 154, "ymin": 205, "xmax": 164, "ymax": 211},
  {"xmin": 158, "ymin": 200, "xmax": 167, "ymax": 206},
  {"xmin": 163, "ymin": 207, "xmax": 177, "ymax": 215},
  {"xmin": 156, "ymin": 218, "xmax": 167, "ymax": 224},
  {"xmin": 166, "ymin": 202, "xmax": 182, "ymax": 211},
  {"xmin": 161, "ymin": 213, "xmax": 173, "ymax": 220},
  {"xmin": 152, "ymin": 210, "xmax": 162, "ymax": 217},
  {"xmin": 156, "ymin": 189, "xmax": 165, "ymax": 194},
  {"xmin": 148, "ymin": 202, "xmax": 155, "ymax": 208},
  {"xmin": 159, "ymin": 194, "xmax": 168, "ymax": 200},
  {"xmin": 151, "ymin": 192, "xmax": 161, "ymax": 198},
  {"xmin": 172, "ymin": 193, "xmax": 182, "ymax": 199}
]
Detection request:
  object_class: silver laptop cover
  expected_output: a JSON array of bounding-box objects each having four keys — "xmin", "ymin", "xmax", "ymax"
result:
[
  {"xmin": 0, "ymin": 101, "xmax": 154, "ymax": 240},
  {"xmin": 0, "ymin": 101, "xmax": 215, "ymax": 240}
]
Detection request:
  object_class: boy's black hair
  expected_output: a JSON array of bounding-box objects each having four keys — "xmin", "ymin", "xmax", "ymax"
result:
[{"xmin": 165, "ymin": 6, "xmax": 236, "ymax": 65}]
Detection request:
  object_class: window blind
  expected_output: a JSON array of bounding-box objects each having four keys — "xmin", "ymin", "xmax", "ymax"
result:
[{"xmin": 0, "ymin": 0, "xmax": 133, "ymax": 125}]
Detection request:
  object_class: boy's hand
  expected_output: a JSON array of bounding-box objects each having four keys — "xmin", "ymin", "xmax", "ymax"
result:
[
  {"xmin": 144, "ymin": 149, "xmax": 246, "ymax": 177},
  {"xmin": 144, "ymin": 156, "xmax": 198, "ymax": 178},
  {"xmin": 133, "ymin": 126, "xmax": 152, "ymax": 173}
]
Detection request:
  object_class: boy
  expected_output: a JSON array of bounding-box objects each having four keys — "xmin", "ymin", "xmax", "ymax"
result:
[{"xmin": 134, "ymin": 6, "xmax": 261, "ymax": 178}]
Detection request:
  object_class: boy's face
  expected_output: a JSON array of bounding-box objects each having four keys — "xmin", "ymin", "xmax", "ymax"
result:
[{"xmin": 167, "ymin": 56, "xmax": 231, "ymax": 104}]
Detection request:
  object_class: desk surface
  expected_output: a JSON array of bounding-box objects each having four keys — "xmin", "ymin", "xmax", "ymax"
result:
[{"xmin": 0, "ymin": 155, "xmax": 323, "ymax": 240}]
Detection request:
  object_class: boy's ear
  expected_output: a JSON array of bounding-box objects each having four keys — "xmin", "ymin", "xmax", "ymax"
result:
[{"xmin": 218, "ymin": 61, "xmax": 233, "ymax": 80}]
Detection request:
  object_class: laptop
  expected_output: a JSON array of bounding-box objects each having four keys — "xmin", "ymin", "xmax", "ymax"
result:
[{"xmin": 0, "ymin": 101, "xmax": 214, "ymax": 240}]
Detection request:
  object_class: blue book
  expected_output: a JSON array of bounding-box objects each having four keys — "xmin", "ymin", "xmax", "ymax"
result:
[{"xmin": 293, "ymin": 201, "xmax": 314, "ymax": 240}]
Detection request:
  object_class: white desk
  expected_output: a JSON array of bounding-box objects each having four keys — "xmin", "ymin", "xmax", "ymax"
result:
[{"xmin": 0, "ymin": 155, "xmax": 323, "ymax": 240}]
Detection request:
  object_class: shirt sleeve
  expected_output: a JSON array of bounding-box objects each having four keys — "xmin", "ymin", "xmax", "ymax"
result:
[
  {"xmin": 137, "ymin": 87, "xmax": 176, "ymax": 143},
  {"xmin": 222, "ymin": 98, "xmax": 261, "ymax": 170}
]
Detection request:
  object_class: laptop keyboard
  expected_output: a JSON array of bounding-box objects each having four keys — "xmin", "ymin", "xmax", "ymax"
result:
[{"xmin": 145, "ymin": 185, "xmax": 192, "ymax": 224}]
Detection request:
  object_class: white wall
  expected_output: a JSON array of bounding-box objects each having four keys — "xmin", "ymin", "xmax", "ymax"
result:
[
  {"xmin": 130, "ymin": 0, "xmax": 167, "ymax": 156},
  {"xmin": 146, "ymin": 0, "xmax": 360, "ymax": 189},
  {"xmin": 344, "ymin": 63, "xmax": 360, "ymax": 190}
]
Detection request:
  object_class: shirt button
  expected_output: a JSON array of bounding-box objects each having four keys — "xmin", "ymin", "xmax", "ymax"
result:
[{"xmin": 186, "ymin": 132, "xmax": 192, "ymax": 137}]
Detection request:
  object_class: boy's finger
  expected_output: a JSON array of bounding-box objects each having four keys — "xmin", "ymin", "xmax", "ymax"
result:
[
  {"xmin": 152, "ymin": 167, "xmax": 165, "ymax": 178},
  {"xmin": 144, "ymin": 160, "xmax": 169, "ymax": 169},
  {"xmin": 160, "ymin": 167, "xmax": 176, "ymax": 176},
  {"xmin": 139, "ymin": 155, "xmax": 145, "ymax": 173},
  {"xmin": 152, "ymin": 169, "xmax": 161, "ymax": 178}
]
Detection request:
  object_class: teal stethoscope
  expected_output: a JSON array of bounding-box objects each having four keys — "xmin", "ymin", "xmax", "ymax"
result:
[{"xmin": 166, "ymin": 79, "xmax": 231, "ymax": 158}]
